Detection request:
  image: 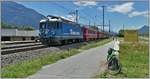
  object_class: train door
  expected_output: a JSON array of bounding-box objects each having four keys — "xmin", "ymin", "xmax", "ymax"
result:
[{"xmin": 39, "ymin": 22, "xmax": 47, "ymax": 38}]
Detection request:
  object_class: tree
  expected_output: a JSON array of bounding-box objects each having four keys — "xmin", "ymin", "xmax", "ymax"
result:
[
  {"xmin": 1, "ymin": 22, "xmax": 13, "ymax": 29},
  {"xmin": 118, "ymin": 29, "xmax": 124, "ymax": 37},
  {"xmin": 21, "ymin": 25, "xmax": 35, "ymax": 30}
]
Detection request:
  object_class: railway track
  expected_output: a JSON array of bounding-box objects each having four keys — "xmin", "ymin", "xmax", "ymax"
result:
[
  {"xmin": 1, "ymin": 41, "xmax": 37, "ymax": 45},
  {"xmin": 1, "ymin": 41, "xmax": 86, "ymax": 55},
  {"xmin": 1, "ymin": 42, "xmax": 48, "ymax": 55},
  {"xmin": 2, "ymin": 42, "xmax": 42, "ymax": 49}
]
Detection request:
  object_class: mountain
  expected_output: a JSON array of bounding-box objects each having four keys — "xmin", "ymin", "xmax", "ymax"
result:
[
  {"xmin": 138, "ymin": 25, "xmax": 149, "ymax": 36},
  {"xmin": 1, "ymin": 1, "xmax": 45, "ymax": 29}
]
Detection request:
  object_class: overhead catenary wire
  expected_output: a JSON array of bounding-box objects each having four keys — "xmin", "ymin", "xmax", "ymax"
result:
[
  {"xmin": 53, "ymin": 2, "xmax": 94, "ymax": 25},
  {"xmin": 53, "ymin": 2, "xmax": 111, "ymax": 33}
]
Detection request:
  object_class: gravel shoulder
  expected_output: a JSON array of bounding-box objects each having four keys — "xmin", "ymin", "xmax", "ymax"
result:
[{"xmin": 28, "ymin": 41, "xmax": 113, "ymax": 79}]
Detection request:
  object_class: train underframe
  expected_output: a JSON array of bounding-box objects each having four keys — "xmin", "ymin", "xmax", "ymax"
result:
[
  {"xmin": 40, "ymin": 37, "xmax": 83, "ymax": 45},
  {"xmin": 40, "ymin": 36, "xmax": 108, "ymax": 46}
]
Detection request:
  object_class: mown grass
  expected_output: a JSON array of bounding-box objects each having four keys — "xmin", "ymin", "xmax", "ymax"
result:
[
  {"xmin": 97, "ymin": 41, "xmax": 149, "ymax": 78},
  {"xmin": 1, "ymin": 39, "xmax": 112, "ymax": 78},
  {"xmin": 1, "ymin": 49, "xmax": 79, "ymax": 78}
]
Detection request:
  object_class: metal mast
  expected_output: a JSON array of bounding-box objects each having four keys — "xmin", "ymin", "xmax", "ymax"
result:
[
  {"xmin": 102, "ymin": 6, "xmax": 105, "ymax": 32},
  {"xmin": 75, "ymin": 9, "xmax": 78, "ymax": 24},
  {"xmin": 109, "ymin": 20, "xmax": 110, "ymax": 33}
]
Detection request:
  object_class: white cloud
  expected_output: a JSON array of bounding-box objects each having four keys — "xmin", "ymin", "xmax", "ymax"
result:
[
  {"xmin": 97, "ymin": 6, "xmax": 102, "ymax": 11},
  {"xmin": 74, "ymin": 1, "xmax": 97, "ymax": 6},
  {"xmin": 128, "ymin": 11, "xmax": 149, "ymax": 18},
  {"xmin": 107, "ymin": 2, "xmax": 134, "ymax": 14}
]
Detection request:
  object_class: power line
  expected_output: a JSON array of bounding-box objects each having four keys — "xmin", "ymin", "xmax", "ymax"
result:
[
  {"xmin": 54, "ymin": 2, "xmax": 71, "ymax": 12},
  {"xmin": 54, "ymin": 2, "xmax": 94, "ymax": 25},
  {"xmin": 80, "ymin": 9, "xmax": 94, "ymax": 22},
  {"xmin": 53, "ymin": 2, "xmax": 104, "ymax": 29}
]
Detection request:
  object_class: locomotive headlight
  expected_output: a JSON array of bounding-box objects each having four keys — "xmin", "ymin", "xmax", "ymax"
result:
[
  {"xmin": 45, "ymin": 29, "xmax": 48, "ymax": 34},
  {"xmin": 52, "ymin": 31, "xmax": 55, "ymax": 35}
]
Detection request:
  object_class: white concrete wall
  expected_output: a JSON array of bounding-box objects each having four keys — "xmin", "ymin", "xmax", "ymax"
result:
[
  {"xmin": 1, "ymin": 29, "xmax": 17, "ymax": 36},
  {"xmin": 1, "ymin": 29, "xmax": 39, "ymax": 37}
]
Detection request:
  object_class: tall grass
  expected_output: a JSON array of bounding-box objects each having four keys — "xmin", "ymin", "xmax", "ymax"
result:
[{"xmin": 98, "ymin": 42, "xmax": 149, "ymax": 78}]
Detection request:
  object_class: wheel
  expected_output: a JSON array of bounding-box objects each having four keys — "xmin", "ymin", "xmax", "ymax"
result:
[{"xmin": 108, "ymin": 57, "xmax": 122, "ymax": 74}]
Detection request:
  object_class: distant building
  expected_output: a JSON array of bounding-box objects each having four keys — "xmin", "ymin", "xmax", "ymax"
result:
[{"xmin": 1, "ymin": 29, "xmax": 39, "ymax": 41}]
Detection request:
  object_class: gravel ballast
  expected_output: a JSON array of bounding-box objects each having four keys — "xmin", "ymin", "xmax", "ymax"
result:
[{"xmin": 1, "ymin": 43, "xmax": 84, "ymax": 67}]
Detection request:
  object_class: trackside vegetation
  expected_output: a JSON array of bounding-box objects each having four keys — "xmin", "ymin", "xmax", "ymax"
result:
[
  {"xmin": 97, "ymin": 40, "xmax": 149, "ymax": 78},
  {"xmin": 1, "ymin": 22, "xmax": 35, "ymax": 30},
  {"xmin": 1, "ymin": 39, "xmax": 112, "ymax": 78}
]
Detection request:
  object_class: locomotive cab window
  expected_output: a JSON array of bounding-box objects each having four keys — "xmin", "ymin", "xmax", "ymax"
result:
[
  {"xmin": 48, "ymin": 22, "xmax": 60, "ymax": 29},
  {"xmin": 40, "ymin": 23, "xmax": 46, "ymax": 29}
]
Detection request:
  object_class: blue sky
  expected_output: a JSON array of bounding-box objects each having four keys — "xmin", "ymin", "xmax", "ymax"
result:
[{"xmin": 16, "ymin": 1, "xmax": 149, "ymax": 32}]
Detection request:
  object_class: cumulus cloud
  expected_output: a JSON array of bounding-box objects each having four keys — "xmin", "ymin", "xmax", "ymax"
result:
[
  {"xmin": 74, "ymin": 1, "xmax": 97, "ymax": 6},
  {"xmin": 107, "ymin": 2, "xmax": 134, "ymax": 14},
  {"xmin": 97, "ymin": 6, "xmax": 102, "ymax": 11},
  {"xmin": 128, "ymin": 11, "xmax": 149, "ymax": 18}
]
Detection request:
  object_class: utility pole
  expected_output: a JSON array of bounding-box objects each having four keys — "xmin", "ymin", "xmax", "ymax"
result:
[
  {"xmin": 102, "ymin": 6, "xmax": 105, "ymax": 32},
  {"xmin": 94, "ymin": 16, "xmax": 96, "ymax": 27},
  {"xmin": 109, "ymin": 20, "xmax": 110, "ymax": 33},
  {"xmin": 89, "ymin": 20, "xmax": 90, "ymax": 26},
  {"xmin": 123, "ymin": 24, "xmax": 125, "ymax": 35},
  {"xmin": 123, "ymin": 24, "xmax": 124, "ymax": 30},
  {"xmin": 75, "ymin": 9, "xmax": 78, "ymax": 24}
]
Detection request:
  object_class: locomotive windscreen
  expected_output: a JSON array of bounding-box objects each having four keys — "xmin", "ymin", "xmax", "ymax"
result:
[
  {"xmin": 40, "ymin": 22, "xmax": 46, "ymax": 29},
  {"xmin": 48, "ymin": 22, "xmax": 59, "ymax": 29}
]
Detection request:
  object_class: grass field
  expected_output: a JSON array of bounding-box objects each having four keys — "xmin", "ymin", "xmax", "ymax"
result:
[
  {"xmin": 1, "ymin": 39, "xmax": 112, "ymax": 78},
  {"xmin": 97, "ymin": 40, "xmax": 149, "ymax": 78}
]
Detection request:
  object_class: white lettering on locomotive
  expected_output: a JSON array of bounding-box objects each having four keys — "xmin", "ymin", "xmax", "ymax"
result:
[{"xmin": 70, "ymin": 29, "xmax": 80, "ymax": 35}]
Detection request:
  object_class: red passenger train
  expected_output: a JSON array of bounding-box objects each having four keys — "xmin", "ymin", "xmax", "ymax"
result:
[{"xmin": 82, "ymin": 26, "xmax": 108, "ymax": 41}]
